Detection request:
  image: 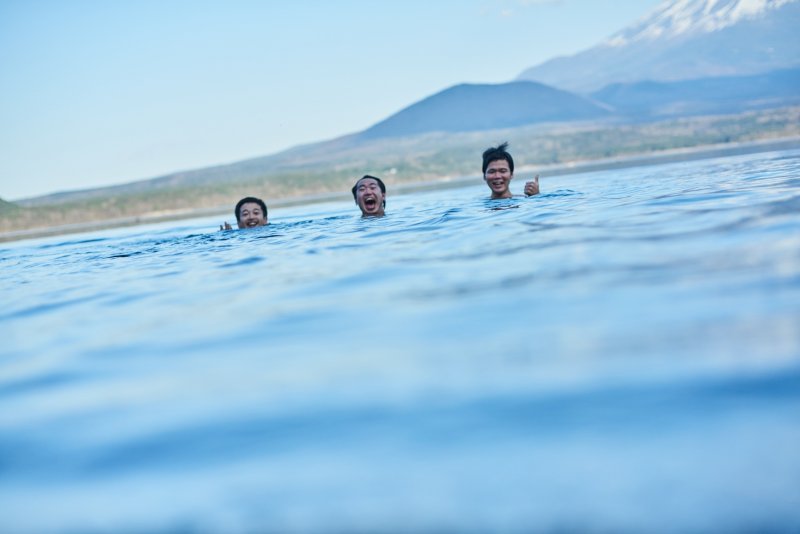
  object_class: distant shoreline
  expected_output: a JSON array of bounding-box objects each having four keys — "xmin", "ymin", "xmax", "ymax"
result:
[{"xmin": 2, "ymin": 136, "xmax": 798, "ymax": 244}]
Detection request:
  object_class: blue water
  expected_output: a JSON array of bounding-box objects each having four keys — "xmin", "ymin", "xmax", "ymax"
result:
[{"xmin": 2, "ymin": 150, "xmax": 800, "ymax": 532}]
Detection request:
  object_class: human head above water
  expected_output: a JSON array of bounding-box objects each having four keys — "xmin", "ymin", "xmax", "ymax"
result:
[
  {"xmin": 351, "ymin": 175, "xmax": 387, "ymax": 217},
  {"xmin": 234, "ymin": 196, "xmax": 268, "ymax": 229},
  {"xmin": 482, "ymin": 142, "xmax": 516, "ymax": 199},
  {"xmin": 482, "ymin": 142, "xmax": 515, "ymax": 175}
]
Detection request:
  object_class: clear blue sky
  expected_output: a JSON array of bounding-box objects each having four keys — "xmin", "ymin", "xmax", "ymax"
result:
[{"xmin": 0, "ymin": 0, "xmax": 661, "ymax": 200}]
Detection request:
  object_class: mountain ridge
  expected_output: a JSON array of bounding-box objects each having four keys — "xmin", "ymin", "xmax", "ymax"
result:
[
  {"xmin": 591, "ymin": 67, "xmax": 800, "ymax": 117},
  {"xmin": 358, "ymin": 81, "xmax": 611, "ymax": 140},
  {"xmin": 517, "ymin": 0, "xmax": 800, "ymax": 92},
  {"xmin": 605, "ymin": 0, "xmax": 795, "ymax": 45}
]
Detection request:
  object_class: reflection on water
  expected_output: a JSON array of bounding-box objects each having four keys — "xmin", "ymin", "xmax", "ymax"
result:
[{"xmin": 1, "ymin": 150, "xmax": 800, "ymax": 532}]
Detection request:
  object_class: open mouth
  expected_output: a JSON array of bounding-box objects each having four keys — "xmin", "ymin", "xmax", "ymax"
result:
[{"xmin": 364, "ymin": 197, "xmax": 377, "ymax": 209}]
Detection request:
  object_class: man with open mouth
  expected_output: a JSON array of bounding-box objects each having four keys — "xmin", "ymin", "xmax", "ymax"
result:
[
  {"xmin": 220, "ymin": 196, "xmax": 269, "ymax": 230},
  {"xmin": 351, "ymin": 175, "xmax": 387, "ymax": 217},
  {"xmin": 482, "ymin": 142, "xmax": 539, "ymax": 199}
]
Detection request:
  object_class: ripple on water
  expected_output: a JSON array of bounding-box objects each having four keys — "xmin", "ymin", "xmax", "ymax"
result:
[{"xmin": 1, "ymin": 149, "xmax": 800, "ymax": 531}]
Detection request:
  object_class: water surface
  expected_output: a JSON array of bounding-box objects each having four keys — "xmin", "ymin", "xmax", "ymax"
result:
[{"xmin": 2, "ymin": 150, "xmax": 800, "ymax": 532}]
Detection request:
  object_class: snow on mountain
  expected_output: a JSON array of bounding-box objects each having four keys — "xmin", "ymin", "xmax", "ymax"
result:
[
  {"xmin": 606, "ymin": 0, "xmax": 796, "ymax": 46},
  {"xmin": 517, "ymin": 0, "xmax": 800, "ymax": 93}
]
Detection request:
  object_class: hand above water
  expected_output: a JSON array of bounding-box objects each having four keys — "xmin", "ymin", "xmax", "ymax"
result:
[
  {"xmin": 524, "ymin": 175, "xmax": 540, "ymax": 197},
  {"xmin": 219, "ymin": 221, "xmax": 233, "ymax": 231}
]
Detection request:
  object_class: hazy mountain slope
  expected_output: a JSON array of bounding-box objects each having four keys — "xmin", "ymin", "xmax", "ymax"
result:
[
  {"xmin": 0, "ymin": 198, "xmax": 20, "ymax": 214},
  {"xmin": 16, "ymin": 156, "xmax": 291, "ymax": 206},
  {"xmin": 358, "ymin": 81, "xmax": 611, "ymax": 139},
  {"xmin": 12, "ymin": 105, "xmax": 800, "ymax": 215},
  {"xmin": 592, "ymin": 67, "xmax": 800, "ymax": 117},
  {"xmin": 517, "ymin": 0, "xmax": 800, "ymax": 93}
]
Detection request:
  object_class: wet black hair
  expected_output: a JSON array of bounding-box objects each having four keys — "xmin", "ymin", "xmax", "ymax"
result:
[
  {"xmin": 482, "ymin": 142, "xmax": 514, "ymax": 175},
  {"xmin": 351, "ymin": 175, "xmax": 387, "ymax": 208},
  {"xmin": 235, "ymin": 196, "xmax": 268, "ymax": 222}
]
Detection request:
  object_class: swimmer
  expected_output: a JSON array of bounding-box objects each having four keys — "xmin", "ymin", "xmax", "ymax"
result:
[
  {"xmin": 220, "ymin": 196, "xmax": 268, "ymax": 230},
  {"xmin": 482, "ymin": 142, "xmax": 539, "ymax": 199},
  {"xmin": 351, "ymin": 175, "xmax": 386, "ymax": 217}
]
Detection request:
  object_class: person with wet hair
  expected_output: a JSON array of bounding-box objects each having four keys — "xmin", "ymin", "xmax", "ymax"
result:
[
  {"xmin": 220, "ymin": 196, "xmax": 268, "ymax": 230},
  {"xmin": 482, "ymin": 142, "xmax": 539, "ymax": 199},
  {"xmin": 351, "ymin": 175, "xmax": 386, "ymax": 217}
]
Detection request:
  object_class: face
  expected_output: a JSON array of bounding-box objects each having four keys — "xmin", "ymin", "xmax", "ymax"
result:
[
  {"xmin": 355, "ymin": 178, "xmax": 386, "ymax": 217},
  {"xmin": 484, "ymin": 159, "xmax": 513, "ymax": 199},
  {"xmin": 236, "ymin": 202, "xmax": 267, "ymax": 229}
]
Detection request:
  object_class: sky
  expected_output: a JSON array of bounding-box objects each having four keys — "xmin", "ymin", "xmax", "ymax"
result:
[{"xmin": 0, "ymin": 0, "xmax": 662, "ymax": 200}]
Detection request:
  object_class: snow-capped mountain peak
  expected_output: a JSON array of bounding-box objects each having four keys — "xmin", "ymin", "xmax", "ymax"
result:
[
  {"xmin": 605, "ymin": 0, "xmax": 796, "ymax": 46},
  {"xmin": 516, "ymin": 0, "xmax": 799, "ymax": 93}
]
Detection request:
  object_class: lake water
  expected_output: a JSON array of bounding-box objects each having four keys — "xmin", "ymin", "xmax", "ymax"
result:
[{"xmin": 2, "ymin": 149, "xmax": 799, "ymax": 532}]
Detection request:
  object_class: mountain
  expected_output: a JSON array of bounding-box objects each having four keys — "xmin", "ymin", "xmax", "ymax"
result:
[
  {"xmin": 358, "ymin": 81, "xmax": 611, "ymax": 140},
  {"xmin": 0, "ymin": 198, "xmax": 20, "ymax": 214},
  {"xmin": 517, "ymin": 0, "xmax": 800, "ymax": 93},
  {"xmin": 17, "ymin": 81, "xmax": 612, "ymax": 206},
  {"xmin": 592, "ymin": 67, "xmax": 800, "ymax": 117}
]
